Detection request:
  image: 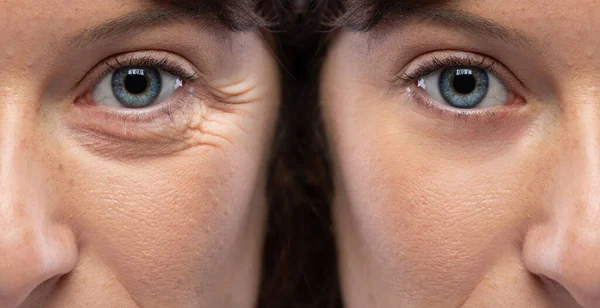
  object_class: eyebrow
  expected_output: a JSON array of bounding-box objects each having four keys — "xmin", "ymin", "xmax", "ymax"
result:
[
  {"xmin": 67, "ymin": 0, "xmax": 260, "ymax": 48},
  {"xmin": 68, "ymin": 7, "xmax": 216, "ymax": 48},
  {"xmin": 348, "ymin": 3, "xmax": 534, "ymax": 49}
]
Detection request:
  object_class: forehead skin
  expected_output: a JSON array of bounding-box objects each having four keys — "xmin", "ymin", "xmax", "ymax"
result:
[
  {"xmin": 0, "ymin": 0, "xmax": 279, "ymax": 307},
  {"xmin": 322, "ymin": 0, "xmax": 600, "ymax": 307}
]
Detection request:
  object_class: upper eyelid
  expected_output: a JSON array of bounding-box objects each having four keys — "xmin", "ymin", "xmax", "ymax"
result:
[
  {"xmin": 396, "ymin": 51, "xmax": 530, "ymax": 94},
  {"xmin": 71, "ymin": 50, "xmax": 201, "ymax": 94},
  {"xmin": 399, "ymin": 55, "xmax": 494, "ymax": 81}
]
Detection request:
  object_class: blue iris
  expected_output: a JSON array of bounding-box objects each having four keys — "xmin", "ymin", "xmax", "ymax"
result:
[
  {"xmin": 111, "ymin": 66, "xmax": 161, "ymax": 108},
  {"xmin": 439, "ymin": 66, "xmax": 489, "ymax": 109}
]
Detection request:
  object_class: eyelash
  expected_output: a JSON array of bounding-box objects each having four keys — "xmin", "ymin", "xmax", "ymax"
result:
[
  {"xmin": 98, "ymin": 54, "xmax": 199, "ymax": 83},
  {"xmin": 397, "ymin": 54, "xmax": 498, "ymax": 84},
  {"xmin": 75, "ymin": 52, "xmax": 201, "ymax": 128},
  {"xmin": 395, "ymin": 52, "xmax": 525, "ymax": 122}
]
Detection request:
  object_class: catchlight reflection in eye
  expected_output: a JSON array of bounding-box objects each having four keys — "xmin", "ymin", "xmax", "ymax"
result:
[
  {"xmin": 417, "ymin": 66, "xmax": 508, "ymax": 109},
  {"xmin": 92, "ymin": 66, "xmax": 184, "ymax": 109}
]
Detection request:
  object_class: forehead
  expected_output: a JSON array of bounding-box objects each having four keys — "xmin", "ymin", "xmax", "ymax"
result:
[{"xmin": 0, "ymin": 0, "xmax": 257, "ymax": 36}]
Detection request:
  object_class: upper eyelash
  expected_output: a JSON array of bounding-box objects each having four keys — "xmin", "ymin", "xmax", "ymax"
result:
[
  {"xmin": 397, "ymin": 54, "xmax": 497, "ymax": 83},
  {"xmin": 102, "ymin": 54, "xmax": 200, "ymax": 82},
  {"xmin": 72, "ymin": 52, "xmax": 201, "ymax": 95}
]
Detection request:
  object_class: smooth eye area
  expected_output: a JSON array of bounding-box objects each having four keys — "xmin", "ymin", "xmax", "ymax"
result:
[
  {"xmin": 417, "ymin": 65, "xmax": 508, "ymax": 109},
  {"xmin": 92, "ymin": 65, "xmax": 183, "ymax": 109}
]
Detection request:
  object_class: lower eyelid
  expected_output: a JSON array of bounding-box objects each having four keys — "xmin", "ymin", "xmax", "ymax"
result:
[
  {"xmin": 405, "ymin": 83, "xmax": 523, "ymax": 123},
  {"xmin": 72, "ymin": 87, "xmax": 197, "ymax": 136}
]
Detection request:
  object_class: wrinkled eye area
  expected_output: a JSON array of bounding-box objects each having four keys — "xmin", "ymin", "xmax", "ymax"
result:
[
  {"xmin": 112, "ymin": 66, "xmax": 161, "ymax": 108},
  {"xmin": 439, "ymin": 66, "xmax": 488, "ymax": 109}
]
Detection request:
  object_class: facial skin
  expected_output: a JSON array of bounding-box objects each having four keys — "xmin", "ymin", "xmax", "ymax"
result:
[
  {"xmin": 320, "ymin": 0, "xmax": 600, "ymax": 307},
  {"xmin": 0, "ymin": 1, "xmax": 279, "ymax": 307}
]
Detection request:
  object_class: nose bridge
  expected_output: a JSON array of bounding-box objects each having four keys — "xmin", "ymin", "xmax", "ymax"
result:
[
  {"xmin": 0, "ymin": 100, "xmax": 44, "ymax": 304},
  {"xmin": 0, "ymin": 99, "xmax": 39, "ymax": 227},
  {"xmin": 0, "ymin": 98, "xmax": 41, "ymax": 219},
  {"xmin": 556, "ymin": 105, "xmax": 600, "ymax": 226},
  {"xmin": 0, "ymin": 97, "xmax": 76, "ymax": 307}
]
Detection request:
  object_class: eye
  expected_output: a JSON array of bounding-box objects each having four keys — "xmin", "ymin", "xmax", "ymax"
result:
[
  {"xmin": 417, "ymin": 65, "xmax": 508, "ymax": 109},
  {"xmin": 92, "ymin": 65, "xmax": 184, "ymax": 109}
]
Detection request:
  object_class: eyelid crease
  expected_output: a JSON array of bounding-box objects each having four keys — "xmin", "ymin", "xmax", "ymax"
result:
[
  {"xmin": 72, "ymin": 50, "xmax": 202, "ymax": 94},
  {"xmin": 398, "ymin": 54, "xmax": 493, "ymax": 82},
  {"xmin": 68, "ymin": 51, "xmax": 209, "ymax": 136},
  {"xmin": 395, "ymin": 50, "xmax": 530, "ymax": 95}
]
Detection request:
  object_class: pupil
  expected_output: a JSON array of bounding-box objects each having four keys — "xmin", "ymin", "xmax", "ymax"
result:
[
  {"xmin": 124, "ymin": 74, "xmax": 148, "ymax": 95},
  {"xmin": 453, "ymin": 73, "xmax": 476, "ymax": 95}
]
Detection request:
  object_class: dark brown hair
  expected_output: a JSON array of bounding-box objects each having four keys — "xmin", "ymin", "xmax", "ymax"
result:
[
  {"xmin": 258, "ymin": 0, "xmax": 394, "ymax": 306},
  {"xmin": 168, "ymin": 1, "xmax": 402, "ymax": 307},
  {"xmin": 258, "ymin": 1, "xmax": 342, "ymax": 306},
  {"xmin": 258, "ymin": 1, "xmax": 406, "ymax": 307},
  {"xmin": 167, "ymin": 1, "xmax": 342, "ymax": 306}
]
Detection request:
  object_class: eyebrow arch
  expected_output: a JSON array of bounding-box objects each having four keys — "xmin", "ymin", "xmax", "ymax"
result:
[
  {"xmin": 370, "ymin": 5, "xmax": 534, "ymax": 49},
  {"xmin": 67, "ymin": 6, "xmax": 221, "ymax": 48}
]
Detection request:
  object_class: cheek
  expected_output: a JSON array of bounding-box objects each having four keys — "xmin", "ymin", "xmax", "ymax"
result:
[
  {"xmin": 79, "ymin": 148, "xmax": 261, "ymax": 295},
  {"xmin": 324, "ymin": 80, "xmax": 548, "ymax": 303},
  {"xmin": 53, "ymin": 118, "xmax": 272, "ymax": 306},
  {"xmin": 44, "ymin": 35, "xmax": 279, "ymax": 306}
]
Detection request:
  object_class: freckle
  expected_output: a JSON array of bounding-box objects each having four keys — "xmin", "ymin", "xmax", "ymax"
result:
[
  {"xmin": 57, "ymin": 164, "xmax": 64, "ymax": 173},
  {"xmin": 369, "ymin": 292, "xmax": 376, "ymax": 305}
]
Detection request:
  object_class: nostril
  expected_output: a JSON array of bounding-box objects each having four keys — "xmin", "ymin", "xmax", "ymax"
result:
[
  {"xmin": 18, "ymin": 275, "xmax": 65, "ymax": 306},
  {"xmin": 538, "ymin": 275, "xmax": 573, "ymax": 306},
  {"xmin": 0, "ymin": 272, "xmax": 66, "ymax": 308},
  {"xmin": 523, "ymin": 221, "xmax": 600, "ymax": 308},
  {"xmin": 32, "ymin": 276, "xmax": 61, "ymax": 296},
  {"xmin": 538, "ymin": 274, "xmax": 600, "ymax": 308},
  {"xmin": 0, "ymin": 225, "xmax": 78, "ymax": 307}
]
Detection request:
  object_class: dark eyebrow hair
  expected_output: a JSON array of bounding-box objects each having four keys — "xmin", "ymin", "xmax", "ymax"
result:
[
  {"xmin": 337, "ymin": 1, "xmax": 533, "ymax": 49},
  {"xmin": 68, "ymin": 1, "xmax": 264, "ymax": 48}
]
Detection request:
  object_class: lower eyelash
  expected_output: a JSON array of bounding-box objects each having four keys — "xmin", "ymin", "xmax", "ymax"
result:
[
  {"xmin": 403, "ymin": 84, "xmax": 519, "ymax": 125},
  {"xmin": 104, "ymin": 90, "xmax": 194, "ymax": 124},
  {"xmin": 73, "ymin": 85, "xmax": 197, "ymax": 141}
]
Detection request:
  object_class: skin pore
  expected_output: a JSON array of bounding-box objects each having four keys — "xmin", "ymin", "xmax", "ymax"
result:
[
  {"xmin": 0, "ymin": 1, "xmax": 279, "ymax": 307},
  {"xmin": 320, "ymin": 0, "xmax": 600, "ymax": 307}
]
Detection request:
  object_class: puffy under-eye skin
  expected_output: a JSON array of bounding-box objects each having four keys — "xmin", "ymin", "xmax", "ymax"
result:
[
  {"xmin": 0, "ymin": 1, "xmax": 279, "ymax": 307},
  {"xmin": 321, "ymin": 0, "xmax": 600, "ymax": 307}
]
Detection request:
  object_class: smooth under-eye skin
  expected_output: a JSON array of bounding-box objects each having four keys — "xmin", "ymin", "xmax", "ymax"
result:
[
  {"xmin": 0, "ymin": 1, "xmax": 279, "ymax": 307},
  {"xmin": 321, "ymin": 0, "xmax": 600, "ymax": 307}
]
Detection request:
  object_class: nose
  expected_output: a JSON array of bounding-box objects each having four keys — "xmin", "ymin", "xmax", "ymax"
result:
[
  {"xmin": 523, "ymin": 109, "xmax": 600, "ymax": 308},
  {"xmin": 0, "ymin": 103, "xmax": 78, "ymax": 307}
]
